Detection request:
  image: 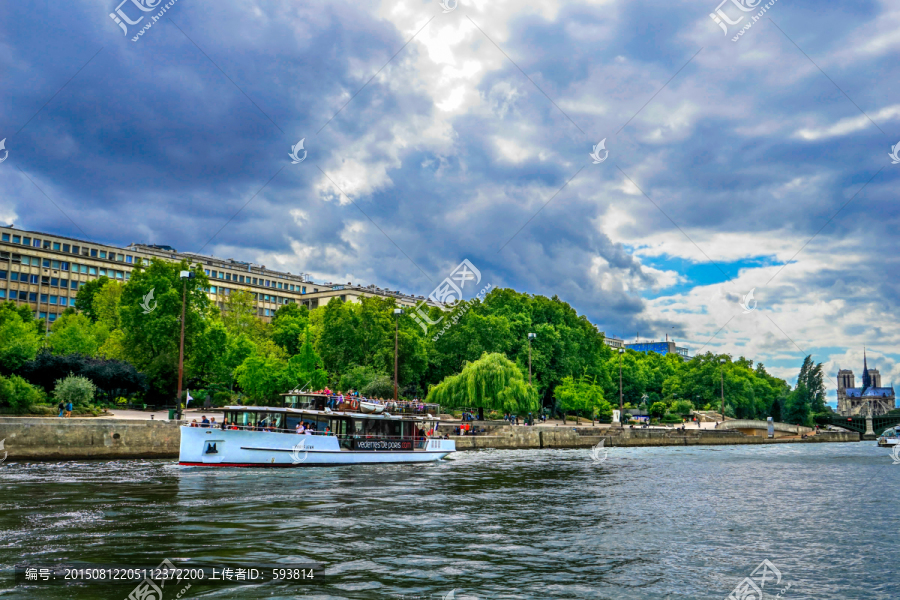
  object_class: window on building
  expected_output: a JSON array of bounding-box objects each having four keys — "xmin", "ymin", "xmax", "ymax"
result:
[
  {"xmin": 62, "ymin": 244, "xmax": 70, "ymax": 252},
  {"xmin": 82, "ymin": 248, "xmax": 90, "ymax": 256},
  {"xmin": 225, "ymin": 273, "xmax": 231, "ymax": 281},
  {"xmin": 0, "ymin": 271, "xmax": 5, "ymax": 280},
  {"xmin": 33, "ymin": 239, "xmax": 42, "ymax": 248},
  {"xmin": 99, "ymin": 251, "xmax": 107, "ymax": 259},
  {"xmin": 49, "ymin": 296, "xmax": 58, "ymax": 305},
  {"xmin": 23, "ymin": 237, "xmax": 31, "ymax": 246},
  {"xmin": 42, "ymin": 259, "xmax": 50, "ymax": 268},
  {"xmin": 89, "ymin": 267, "xmax": 97, "ymax": 275},
  {"xmin": 1, "ymin": 234, "xmax": 8, "ymax": 242},
  {"xmin": 313, "ymin": 288, "xmax": 318, "ymax": 293},
  {"xmin": 9, "ymin": 273, "xmax": 17, "ymax": 282},
  {"xmin": 53, "ymin": 242, "xmax": 60, "ymax": 251},
  {"xmin": 59, "ymin": 297, "xmax": 68, "ymax": 307},
  {"xmin": 302, "ymin": 286, "xmax": 306, "ymax": 294},
  {"xmin": 90, "ymin": 249, "xmax": 97, "ymax": 257},
  {"xmin": 116, "ymin": 271, "xmax": 124, "ymax": 279},
  {"xmin": 239, "ymin": 275, "xmax": 245, "ymax": 283},
  {"xmin": 41, "ymin": 276, "xmax": 49, "ymax": 285},
  {"xmin": 218, "ymin": 272, "xmax": 223, "ymax": 279},
  {"xmin": 60, "ymin": 279, "xmax": 68, "ymax": 288},
  {"xmin": 99, "ymin": 269, "xmax": 107, "ymax": 276},
  {"xmin": 60, "ymin": 262, "xmax": 69, "ymax": 271},
  {"xmin": 204, "ymin": 269, "xmax": 210, "ymax": 275},
  {"xmin": 209, "ymin": 286, "xmax": 217, "ymax": 294},
  {"xmin": 39, "ymin": 312, "xmax": 47, "ymax": 319},
  {"xmin": 252, "ymin": 277, "xmax": 258, "ymax": 285},
  {"xmin": 51, "ymin": 260, "xmax": 59, "ymax": 269},
  {"xmin": 126, "ymin": 255, "xmax": 133, "ymax": 264},
  {"xmin": 43, "ymin": 240, "xmax": 51, "ymax": 249},
  {"xmin": 117, "ymin": 254, "xmax": 124, "ymax": 261},
  {"xmin": 210, "ymin": 270, "xmax": 217, "ymax": 278},
  {"xmin": 0, "ymin": 290, "xmax": 5, "ymax": 299},
  {"xmin": 71, "ymin": 281, "xmax": 79, "ymax": 290},
  {"xmin": 72, "ymin": 246, "xmax": 79, "ymax": 254},
  {"xmin": 80, "ymin": 265, "xmax": 88, "ymax": 274},
  {"xmin": 125, "ymin": 273, "xmax": 130, "ymax": 280},
  {"xmin": 49, "ymin": 313, "xmax": 57, "ymax": 322},
  {"xmin": 40, "ymin": 294, "xmax": 48, "ymax": 303},
  {"xmin": 28, "ymin": 292, "xmax": 37, "ymax": 302},
  {"xmin": 12, "ymin": 235, "xmax": 20, "ymax": 244},
  {"xmin": 51, "ymin": 278, "xmax": 59, "ymax": 287}
]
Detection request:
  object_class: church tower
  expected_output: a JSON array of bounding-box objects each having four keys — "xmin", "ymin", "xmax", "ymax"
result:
[{"xmin": 861, "ymin": 348, "xmax": 871, "ymax": 390}]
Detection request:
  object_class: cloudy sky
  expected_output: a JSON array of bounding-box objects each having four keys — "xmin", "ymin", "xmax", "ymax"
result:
[{"xmin": 2, "ymin": 0, "xmax": 898, "ymax": 405}]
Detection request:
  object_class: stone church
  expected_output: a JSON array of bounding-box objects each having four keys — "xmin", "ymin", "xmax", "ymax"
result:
[{"xmin": 836, "ymin": 350, "xmax": 896, "ymax": 416}]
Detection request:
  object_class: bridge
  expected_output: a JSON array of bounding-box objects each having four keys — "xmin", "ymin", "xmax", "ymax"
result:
[
  {"xmin": 719, "ymin": 419, "xmax": 813, "ymax": 437},
  {"xmin": 815, "ymin": 414, "xmax": 900, "ymax": 437}
]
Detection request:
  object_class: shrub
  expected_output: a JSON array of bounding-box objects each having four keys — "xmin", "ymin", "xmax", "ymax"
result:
[
  {"xmin": 53, "ymin": 373, "xmax": 97, "ymax": 407},
  {"xmin": 0, "ymin": 374, "xmax": 44, "ymax": 412},
  {"xmin": 362, "ymin": 376, "xmax": 395, "ymax": 399}
]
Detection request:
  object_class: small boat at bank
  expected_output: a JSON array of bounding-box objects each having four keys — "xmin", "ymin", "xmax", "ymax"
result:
[
  {"xmin": 179, "ymin": 392, "xmax": 454, "ymax": 467},
  {"xmin": 877, "ymin": 426, "xmax": 900, "ymax": 447}
]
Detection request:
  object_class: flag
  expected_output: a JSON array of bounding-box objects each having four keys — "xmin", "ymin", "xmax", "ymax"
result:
[{"xmin": 186, "ymin": 390, "xmax": 194, "ymax": 408}]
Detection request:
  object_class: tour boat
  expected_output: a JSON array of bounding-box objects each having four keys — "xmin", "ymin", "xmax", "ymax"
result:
[
  {"xmin": 179, "ymin": 392, "xmax": 455, "ymax": 467},
  {"xmin": 877, "ymin": 426, "xmax": 900, "ymax": 447}
]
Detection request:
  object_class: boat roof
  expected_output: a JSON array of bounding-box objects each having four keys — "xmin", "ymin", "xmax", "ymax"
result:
[{"xmin": 222, "ymin": 406, "xmax": 439, "ymax": 421}]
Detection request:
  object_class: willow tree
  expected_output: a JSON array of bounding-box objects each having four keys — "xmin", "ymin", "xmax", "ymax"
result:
[{"xmin": 426, "ymin": 352, "xmax": 539, "ymax": 414}]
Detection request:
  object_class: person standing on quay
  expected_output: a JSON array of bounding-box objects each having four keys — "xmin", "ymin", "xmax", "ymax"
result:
[
  {"xmin": 65, "ymin": 401, "xmax": 73, "ymax": 418},
  {"xmin": 58, "ymin": 400, "xmax": 65, "ymax": 418}
]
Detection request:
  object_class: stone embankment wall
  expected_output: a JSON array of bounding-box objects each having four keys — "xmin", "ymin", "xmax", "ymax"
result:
[
  {"xmin": 441, "ymin": 424, "xmax": 859, "ymax": 450},
  {"xmin": 0, "ymin": 417, "xmax": 181, "ymax": 461}
]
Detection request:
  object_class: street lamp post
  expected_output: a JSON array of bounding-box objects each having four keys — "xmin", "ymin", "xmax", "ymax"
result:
[
  {"xmin": 719, "ymin": 357, "xmax": 726, "ymax": 422},
  {"xmin": 618, "ymin": 348, "xmax": 625, "ymax": 425},
  {"xmin": 393, "ymin": 308, "xmax": 403, "ymax": 403},
  {"xmin": 527, "ymin": 333, "xmax": 536, "ymax": 385},
  {"xmin": 176, "ymin": 269, "xmax": 196, "ymax": 420}
]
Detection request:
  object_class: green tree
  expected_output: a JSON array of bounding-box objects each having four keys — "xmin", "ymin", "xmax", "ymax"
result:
[
  {"xmin": 223, "ymin": 289, "xmax": 266, "ymax": 338},
  {"xmin": 47, "ymin": 312, "xmax": 100, "ymax": 356},
  {"xmin": 0, "ymin": 308, "xmax": 42, "ymax": 374},
  {"xmin": 796, "ymin": 355, "xmax": 827, "ymax": 415},
  {"xmin": 649, "ymin": 401, "xmax": 667, "ymax": 419},
  {"xmin": 53, "ymin": 373, "xmax": 97, "ymax": 406},
  {"xmin": 74, "ymin": 276, "xmax": 110, "ymax": 321},
  {"xmin": 782, "ymin": 381, "xmax": 812, "ymax": 426},
  {"xmin": 287, "ymin": 327, "xmax": 328, "ymax": 391},
  {"xmin": 339, "ymin": 365, "xmax": 381, "ymax": 392},
  {"xmin": 427, "ymin": 352, "xmax": 539, "ymax": 414},
  {"xmin": 554, "ymin": 375, "xmax": 611, "ymax": 420},
  {"xmin": 670, "ymin": 399, "xmax": 694, "ymax": 417},
  {"xmin": 271, "ymin": 303, "xmax": 309, "ymax": 355}
]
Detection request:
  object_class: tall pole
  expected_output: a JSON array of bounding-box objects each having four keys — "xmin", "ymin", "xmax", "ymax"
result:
[
  {"xmin": 528, "ymin": 338, "xmax": 532, "ymax": 385},
  {"xmin": 619, "ymin": 349, "xmax": 624, "ymax": 424},
  {"xmin": 394, "ymin": 313, "xmax": 399, "ymax": 403},
  {"xmin": 720, "ymin": 367, "xmax": 725, "ymax": 421},
  {"xmin": 177, "ymin": 280, "xmax": 187, "ymax": 420}
]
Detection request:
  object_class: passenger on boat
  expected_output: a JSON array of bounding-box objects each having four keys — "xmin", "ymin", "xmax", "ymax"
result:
[
  {"xmin": 304, "ymin": 423, "xmax": 314, "ymax": 435},
  {"xmin": 325, "ymin": 426, "xmax": 333, "ymax": 436},
  {"xmin": 190, "ymin": 419, "xmax": 198, "ymax": 427},
  {"xmin": 296, "ymin": 422, "xmax": 305, "ymax": 434},
  {"xmin": 200, "ymin": 416, "xmax": 210, "ymax": 428}
]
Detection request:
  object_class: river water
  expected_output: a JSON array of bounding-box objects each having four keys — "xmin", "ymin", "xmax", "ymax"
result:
[{"xmin": 1, "ymin": 442, "xmax": 897, "ymax": 600}]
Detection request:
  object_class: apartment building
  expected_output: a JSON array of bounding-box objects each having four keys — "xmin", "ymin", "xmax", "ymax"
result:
[{"xmin": 0, "ymin": 225, "xmax": 425, "ymax": 330}]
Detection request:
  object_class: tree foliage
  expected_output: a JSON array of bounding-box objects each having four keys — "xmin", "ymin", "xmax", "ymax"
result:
[
  {"xmin": 53, "ymin": 373, "xmax": 97, "ymax": 406},
  {"xmin": 554, "ymin": 375, "xmax": 611, "ymax": 420},
  {"xmin": 427, "ymin": 352, "xmax": 539, "ymax": 413}
]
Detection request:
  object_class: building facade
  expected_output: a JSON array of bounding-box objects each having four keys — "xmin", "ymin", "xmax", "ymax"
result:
[
  {"xmin": 0, "ymin": 226, "xmax": 425, "ymax": 331},
  {"xmin": 836, "ymin": 351, "xmax": 896, "ymax": 416}
]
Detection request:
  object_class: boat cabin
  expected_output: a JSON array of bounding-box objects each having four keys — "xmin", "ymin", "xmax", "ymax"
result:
[
  {"xmin": 217, "ymin": 406, "xmax": 439, "ymax": 451},
  {"xmin": 281, "ymin": 391, "xmax": 440, "ymax": 417}
]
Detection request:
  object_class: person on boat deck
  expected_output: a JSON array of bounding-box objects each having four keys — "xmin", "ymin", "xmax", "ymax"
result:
[
  {"xmin": 296, "ymin": 422, "xmax": 305, "ymax": 434},
  {"xmin": 325, "ymin": 426, "xmax": 333, "ymax": 436},
  {"xmin": 303, "ymin": 422, "xmax": 314, "ymax": 435},
  {"xmin": 190, "ymin": 419, "xmax": 198, "ymax": 427},
  {"xmin": 200, "ymin": 416, "xmax": 210, "ymax": 428},
  {"xmin": 210, "ymin": 417, "xmax": 217, "ymax": 429}
]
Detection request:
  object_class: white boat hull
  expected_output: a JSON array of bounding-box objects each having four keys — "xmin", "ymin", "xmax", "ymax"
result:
[{"xmin": 179, "ymin": 427, "xmax": 455, "ymax": 467}]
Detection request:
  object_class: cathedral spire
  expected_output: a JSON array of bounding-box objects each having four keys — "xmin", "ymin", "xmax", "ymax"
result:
[{"xmin": 862, "ymin": 347, "xmax": 871, "ymax": 390}]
